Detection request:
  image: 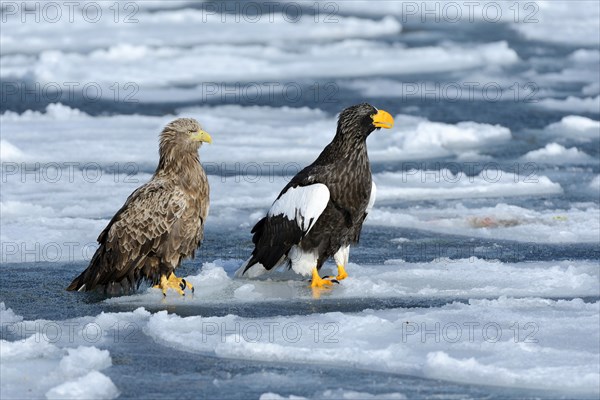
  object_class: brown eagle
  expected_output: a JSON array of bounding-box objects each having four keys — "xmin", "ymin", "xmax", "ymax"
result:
[
  {"xmin": 67, "ymin": 118, "xmax": 212, "ymax": 296},
  {"xmin": 235, "ymin": 103, "xmax": 394, "ymax": 287}
]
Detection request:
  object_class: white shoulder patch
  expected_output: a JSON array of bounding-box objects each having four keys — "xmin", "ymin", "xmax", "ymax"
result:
[
  {"xmin": 366, "ymin": 181, "xmax": 376, "ymax": 214},
  {"xmin": 268, "ymin": 183, "xmax": 330, "ymax": 234}
]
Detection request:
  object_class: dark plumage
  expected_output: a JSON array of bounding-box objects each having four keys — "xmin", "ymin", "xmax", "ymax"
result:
[
  {"xmin": 67, "ymin": 118, "xmax": 212, "ymax": 295},
  {"xmin": 235, "ymin": 103, "xmax": 394, "ymax": 286}
]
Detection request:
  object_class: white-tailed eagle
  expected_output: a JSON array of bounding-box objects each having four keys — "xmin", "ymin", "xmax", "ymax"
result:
[{"xmin": 67, "ymin": 118, "xmax": 212, "ymax": 296}]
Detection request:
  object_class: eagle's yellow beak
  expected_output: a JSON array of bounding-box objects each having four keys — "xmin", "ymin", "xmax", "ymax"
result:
[
  {"xmin": 371, "ymin": 110, "xmax": 394, "ymax": 129},
  {"xmin": 190, "ymin": 129, "xmax": 212, "ymax": 144}
]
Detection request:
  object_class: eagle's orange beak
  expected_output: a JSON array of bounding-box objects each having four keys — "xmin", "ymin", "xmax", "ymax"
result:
[{"xmin": 372, "ymin": 110, "xmax": 394, "ymax": 129}]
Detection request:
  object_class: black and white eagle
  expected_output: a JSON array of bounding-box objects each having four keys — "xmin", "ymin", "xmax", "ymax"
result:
[{"xmin": 235, "ymin": 103, "xmax": 394, "ymax": 287}]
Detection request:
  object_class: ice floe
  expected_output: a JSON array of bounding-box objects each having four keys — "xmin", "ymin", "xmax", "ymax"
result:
[
  {"xmin": 521, "ymin": 143, "xmax": 596, "ymax": 164},
  {"xmin": 0, "ymin": 305, "xmax": 119, "ymax": 399},
  {"xmin": 543, "ymin": 116, "xmax": 600, "ymax": 142},
  {"xmin": 368, "ymin": 203, "xmax": 599, "ymax": 244}
]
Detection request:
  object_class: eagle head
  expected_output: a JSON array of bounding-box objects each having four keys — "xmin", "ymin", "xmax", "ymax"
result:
[
  {"xmin": 337, "ymin": 103, "xmax": 394, "ymax": 139},
  {"xmin": 159, "ymin": 118, "xmax": 212, "ymax": 157}
]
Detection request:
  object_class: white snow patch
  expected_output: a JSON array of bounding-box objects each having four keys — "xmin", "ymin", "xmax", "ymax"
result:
[
  {"xmin": 1, "ymin": 41, "xmax": 517, "ymax": 91},
  {"xmin": 369, "ymin": 115, "xmax": 511, "ymax": 161},
  {"xmin": 143, "ymin": 297, "xmax": 600, "ymax": 395},
  {"xmin": 544, "ymin": 116, "xmax": 600, "ymax": 142},
  {"xmin": 0, "ymin": 104, "xmax": 515, "ymax": 165},
  {"xmin": 0, "ymin": 306, "xmax": 119, "ymax": 400},
  {"xmin": 511, "ymin": 1, "xmax": 600, "ymax": 46},
  {"xmin": 260, "ymin": 391, "xmax": 407, "ymax": 400},
  {"xmin": 0, "ymin": 303, "xmax": 23, "ymax": 324},
  {"xmin": 45, "ymin": 371, "xmax": 120, "ymax": 400},
  {"xmin": 521, "ymin": 143, "xmax": 596, "ymax": 164},
  {"xmin": 368, "ymin": 203, "xmax": 599, "ymax": 244},
  {"xmin": 108, "ymin": 259, "xmax": 599, "ymax": 304},
  {"xmin": 0, "ymin": 140, "xmax": 25, "ymax": 162},
  {"xmin": 0, "ymin": 7, "xmax": 401, "ymax": 54},
  {"xmin": 297, "ymin": 0, "xmax": 599, "ymax": 46},
  {"xmin": 373, "ymin": 170, "xmax": 562, "ymax": 202},
  {"xmin": 0, "ymin": 161, "xmax": 572, "ymax": 263},
  {"xmin": 260, "ymin": 393, "xmax": 307, "ymax": 400}
]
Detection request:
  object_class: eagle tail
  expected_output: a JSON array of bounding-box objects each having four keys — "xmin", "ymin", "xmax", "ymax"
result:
[
  {"xmin": 66, "ymin": 244, "xmax": 108, "ymax": 291},
  {"xmin": 234, "ymin": 256, "xmax": 268, "ymax": 279},
  {"xmin": 66, "ymin": 244, "xmax": 141, "ymax": 294}
]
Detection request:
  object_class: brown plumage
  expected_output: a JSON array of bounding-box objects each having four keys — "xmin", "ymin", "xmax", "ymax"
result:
[{"xmin": 67, "ymin": 118, "xmax": 212, "ymax": 295}]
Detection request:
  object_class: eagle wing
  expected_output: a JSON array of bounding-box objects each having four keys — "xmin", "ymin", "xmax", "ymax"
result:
[
  {"xmin": 237, "ymin": 182, "xmax": 330, "ymax": 276},
  {"xmin": 67, "ymin": 180, "xmax": 197, "ymax": 291}
]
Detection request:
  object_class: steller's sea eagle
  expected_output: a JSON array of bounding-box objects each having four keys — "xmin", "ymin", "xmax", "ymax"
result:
[
  {"xmin": 67, "ymin": 118, "xmax": 212, "ymax": 296},
  {"xmin": 235, "ymin": 103, "xmax": 394, "ymax": 287}
]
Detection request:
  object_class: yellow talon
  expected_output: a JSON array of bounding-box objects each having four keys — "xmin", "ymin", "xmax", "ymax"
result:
[
  {"xmin": 152, "ymin": 272, "xmax": 193, "ymax": 296},
  {"xmin": 336, "ymin": 264, "xmax": 348, "ymax": 281},
  {"xmin": 311, "ymin": 267, "xmax": 335, "ymax": 288}
]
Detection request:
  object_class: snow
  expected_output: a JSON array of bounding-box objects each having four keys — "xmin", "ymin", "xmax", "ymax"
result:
[
  {"xmin": 521, "ymin": 143, "xmax": 596, "ymax": 164},
  {"xmin": 1, "ymin": 41, "xmax": 518, "ymax": 94},
  {"xmin": 511, "ymin": 1, "xmax": 600, "ymax": 46},
  {"xmin": 373, "ymin": 170, "xmax": 562, "ymax": 202},
  {"xmin": 143, "ymin": 297, "xmax": 599, "ymax": 395},
  {"xmin": 537, "ymin": 96, "xmax": 600, "ymax": 114},
  {"xmin": 1, "ymin": 7, "xmax": 401, "ymax": 54},
  {"xmin": 72, "ymin": 256, "xmax": 597, "ymax": 395},
  {"xmin": 0, "ymin": 140, "xmax": 25, "ymax": 162},
  {"xmin": 1, "ymin": 1, "xmax": 599, "ymax": 397},
  {"xmin": 0, "ymin": 163, "xmax": 571, "ymax": 263},
  {"xmin": 0, "ymin": 104, "xmax": 515, "ymax": 165},
  {"xmin": 106, "ymin": 258, "xmax": 598, "ymax": 303},
  {"xmin": 45, "ymin": 371, "xmax": 120, "ymax": 400},
  {"xmin": 0, "ymin": 313, "xmax": 119, "ymax": 400},
  {"xmin": 323, "ymin": 0, "xmax": 600, "ymax": 47},
  {"xmin": 369, "ymin": 115, "xmax": 511, "ymax": 161},
  {"xmin": 368, "ymin": 203, "xmax": 599, "ymax": 244},
  {"xmin": 544, "ymin": 116, "xmax": 600, "ymax": 142},
  {"xmin": 4, "ymin": 276, "xmax": 598, "ymax": 397},
  {"xmin": 260, "ymin": 390, "xmax": 407, "ymax": 400}
]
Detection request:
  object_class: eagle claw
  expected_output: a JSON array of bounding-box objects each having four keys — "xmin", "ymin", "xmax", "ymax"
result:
[
  {"xmin": 153, "ymin": 273, "xmax": 194, "ymax": 296},
  {"xmin": 335, "ymin": 264, "xmax": 349, "ymax": 281},
  {"xmin": 322, "ymin": 276, "xmax": 340, "ymax": 284},
  {"xmin": 311, "ymin": 268, "xmax": 338, "ymax": 288}
]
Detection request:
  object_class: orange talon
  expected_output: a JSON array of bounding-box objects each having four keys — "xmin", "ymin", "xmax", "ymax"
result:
[
  {"xmin": 152, "ymin": 272, "xmax": 192, "ymax": 296},
  {"xmin": 311, "ymin": 267, "xmax": 335, "ymax": 288},
  {"xmin": 336, "ymin": 264, "xmax": 348, "ymax": 281}
]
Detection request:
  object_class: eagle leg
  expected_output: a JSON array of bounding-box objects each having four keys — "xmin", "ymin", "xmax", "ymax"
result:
[
  {"xmin": 153, "ymin": 272, "xmax": 194, "ymax": 296},
  {"xmin": 336, "ymin": 264, "xmax": 349, "ymax": 281},
  {"xmin": 310, "ymin": 267, "xmax": 338, "ymax": 288}
]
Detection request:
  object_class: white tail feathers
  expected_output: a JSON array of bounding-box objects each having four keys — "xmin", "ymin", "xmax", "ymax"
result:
[{"xmin": 234, "ymin": 258, "xmax": 268, "ymax": 279}]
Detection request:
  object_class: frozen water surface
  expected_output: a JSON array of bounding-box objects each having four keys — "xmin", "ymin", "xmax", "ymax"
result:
[{"xmin": 1, "ymin": 1, "xmax": 599, "ymax": 399}]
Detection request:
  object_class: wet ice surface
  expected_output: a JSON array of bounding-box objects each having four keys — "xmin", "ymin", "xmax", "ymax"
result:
[{"xmin": 1, "ymin": 1, "xmax": 600, "ymax": 399}]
